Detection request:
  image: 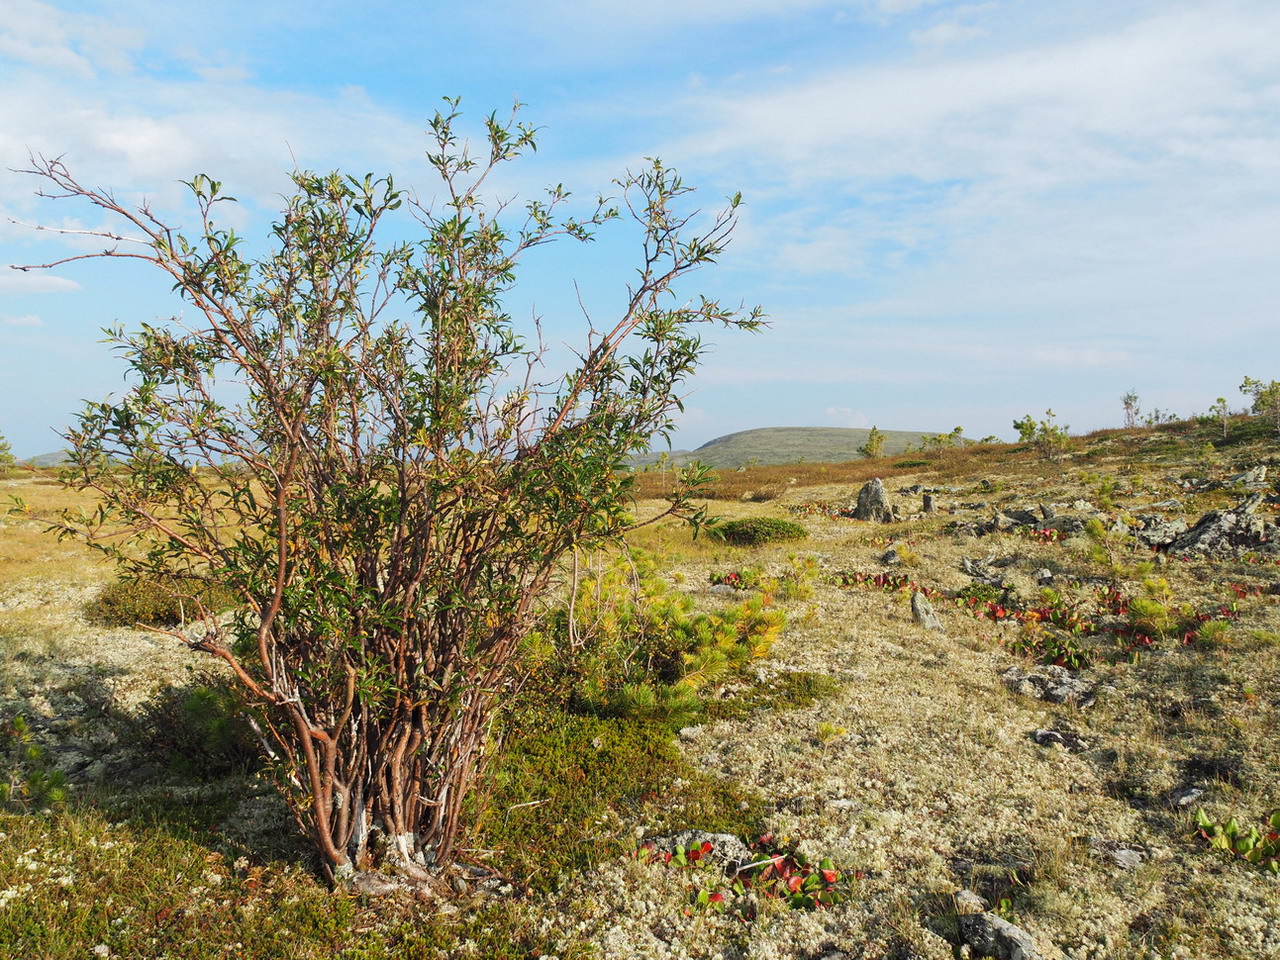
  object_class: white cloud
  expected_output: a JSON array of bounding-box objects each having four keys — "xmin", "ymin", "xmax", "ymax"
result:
[
  {"xmin": 1, "ymin": 313, "xmax": 43, "ymax": 326},
  {"xmin": 910, "ymin": 21, "xmax": 986, "ymax": 45},
  {"xmin": 825, "ymin": 406, "xmax": 869, "ymax": 427},
  {"xmin": 0, "ymin": 270, "xmax": 79, "ymax": 293},
  {"xmin": 0, "ymin": 0, "xmax": 144, "ymax": 78}
]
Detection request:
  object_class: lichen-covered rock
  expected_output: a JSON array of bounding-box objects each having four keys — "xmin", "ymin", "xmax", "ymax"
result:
[
  {"xmin": 911, "ymin": 591, "xmax": 945, "ymax": 633},
  {"xmin": 1001, "ymin": 666, "xmax": 1095, "ymax": 706},
  {"xmin": 853, "ymin": 478, "xmax": 894, "ymax": 523},
  {"xmin": 1168, "ymin": 494, "xmax": 1276, "ymax": 556},
  {"xmin": 959, "ymin": 912, "xmax": 1044, "ymax": 960}
]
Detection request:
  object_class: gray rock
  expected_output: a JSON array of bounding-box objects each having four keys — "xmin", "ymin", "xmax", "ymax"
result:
[
  {"xmin": 881, "ymin": 547, "xmax": 902, "ymax": 566},
  {"xmin": 1039, "ymin": 503, "xmax": 1056, "ymax": 520},
  {"xmin": 1002, "ymin": 666, "xmax": 1096, "ymax": 707},
  {"xmin": 1089, "ymin": 838, "xmax": 1150, "ymax": 871},
  {"xmin": 1036, "ymin": 515, "xmax": 1086, "ymax": 535},
  {"xmin": 1148, "ymin": 498, "xmax": 1184, "ymax": 511},
  {"xmin": 962, "ymin": 555, "xmax": 1008, "ymax": 589},
  {"xmin": 959, "ymin": 912, "xmax": 1043, "ymax": 960},
  {"xmin": 854, "ymin": 477, "xmax": 895, "ymax": 523},
  {"xmin": 1033, "ymin": 569, "xmax": 1055, "ymax": 587},
  {"xmin": 923, "ymin": 493, "xmax": 936, "ymax": 514},
  {"xmin": 708, "ymin": 584, "xmax": 738, "ymax": 596},
  {"xmin": 647, "ymin": 831, "xmax": 752, "ymax": 872},
  {"xmin": 1168, "ymin": 494, "xmax": 1271, "ymax": 556},
  {"xmin": 955, "ymin": 890, "xmax": 989, "ymax": 915},
  {"xmin": 1166, "ymin": 785, "xmax": 1205, "ymax": 808},
  {"xmin": 1032, "ymin": 728, "xmax": 1089, "ymax": 752},
  {"xmin": 1228, "ymin": 465, "xmax": 1267, "ymax": 487},
  {"xmin": 1002, "ymin": 509, "xmax": 1039, "ymax": 527},
  {"xmin": 1134, "ymin": 517, "xmax": 1189, "ymax": 548},
  {"xmin": 912, "ymin": 591, "xmax": 945, "ymax": 633}
]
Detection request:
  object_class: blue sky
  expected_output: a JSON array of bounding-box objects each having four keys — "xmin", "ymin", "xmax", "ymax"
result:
[{"xmin": 2, "ymin": 0, "xmax": 1278, "ymax": 457}]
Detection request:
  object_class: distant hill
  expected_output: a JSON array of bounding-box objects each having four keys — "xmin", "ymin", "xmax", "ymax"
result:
[
  {"xmin": 22, "ymin": 450, "xmax": 74, "ymax": 468},
  {"xmin": 633, "ymin": 426, "xmax": 949, "ymax": 469}
]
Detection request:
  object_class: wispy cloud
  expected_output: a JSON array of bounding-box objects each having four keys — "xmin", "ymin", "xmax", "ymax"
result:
[{"xmin": 1, "ymin": 313, "xmax": 43, "ymax": 326}]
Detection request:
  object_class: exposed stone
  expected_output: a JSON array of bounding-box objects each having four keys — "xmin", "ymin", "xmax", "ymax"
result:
[
  {"xmin": 961, "ymin": 556, "xmax": 1008, "ymax": 589},
  {"xmin": 1168, "ymin": 494, "xmax": 1275, "ymax": 556},
  {"xmin": 923, "ymin": 493, "xmax": 936, "ymax": 514},
  {"xmin": 1032, "ymin": 728, "xmax": 1089, "ymax": 752},
  {"xmin": 959, "ymin": 911, "xmax": 1044, "ymax": 960},
  {"xmin": 1002, "ymin": 509, "xmax": 1039, "ymax": 527},
  {"xmin": 853, "ymin": 477, "xmax": 895, "ymax": 523},
  {"xmin": 912, "ymin": 591, "xmax": 945, "ymax": 633},
  {"xmin": 881, "ymin": 547, "xmax": 902, "ymax": 566},
  {"xmin": 1001, "ymin": 666, "xmax": 1096, "ymax": 707},
  {"xmin": 1228, "ymin": 465, "xmax": 1267, "ymax": 487},
  {"xmin": 1089, "ymin": 838, "xmax": 1151, "ymax": 871},
  {"xmin": 1033, "ymin": 568, "xmax": 1054, "ymax": 587},
  {"xmin": 1166, "ymin": 784, "xmax": 1205, "ymax": 808},
  {"xmin": 1036, "ymin": 516, "xmax": 1086, "ymax": 535},
  {"xmin": 955, "ymin": 889, "xmax": 989, "ymax": 915},
  {"xmin": 646, "ymin": 831, "xmax": 752, "ymax": 872},
  {"xmin": 1133, "ymin": 516, "xmax": 1190, "ymax": 548}
]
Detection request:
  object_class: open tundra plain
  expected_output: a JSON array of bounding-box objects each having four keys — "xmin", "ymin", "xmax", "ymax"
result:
[{"xmin": 1, "ymin": 418, "xmax": 1278, "ymax": 960}]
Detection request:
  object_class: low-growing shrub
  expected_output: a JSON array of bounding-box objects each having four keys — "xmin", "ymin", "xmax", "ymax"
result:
[
  {"xmin": 523, "ymin": 551, "xmax": 785, "ymax": 723},
  {"xmin": 714, "ymin": 517, "xmax": 808, "ymax": 547},
  {"xmin": 130, "ymin": 675, "xmax": 260, "ymax": 778},
  {"xmin": 85, "ymin": 574, "xmax": 239, "ymax": 628},
  {"xmin": 0, "ymin": 715, "xmax": 67, "ymax": 812}
]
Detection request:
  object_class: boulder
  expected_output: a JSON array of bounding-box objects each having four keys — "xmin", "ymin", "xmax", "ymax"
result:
[
  {"xmin": 1168, "ymin": 494, "xmax": 1276, "ymax": 556},
  {"xmin": 1133, "ymin": 516, "xmax": 1189, "ymax": 548},
  {"xmin": 854, "ymin": 478, "xmax": 894, "ymax": 523}
]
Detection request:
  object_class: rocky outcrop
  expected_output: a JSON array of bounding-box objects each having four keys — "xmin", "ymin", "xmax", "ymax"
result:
[{"xmin": 1168, "ymin": 494, "xmax": 1277, "ymax": 556}]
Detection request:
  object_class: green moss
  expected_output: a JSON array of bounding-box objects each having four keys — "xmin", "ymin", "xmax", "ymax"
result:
[{"xmin": 472, "ymin": 706, "xmax": 764, "ymax": 891}]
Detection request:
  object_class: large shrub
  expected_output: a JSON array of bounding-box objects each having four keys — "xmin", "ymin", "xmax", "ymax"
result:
[{"xmin": 18, "ymin": 102, "xmax": 762, "ymax": 886}]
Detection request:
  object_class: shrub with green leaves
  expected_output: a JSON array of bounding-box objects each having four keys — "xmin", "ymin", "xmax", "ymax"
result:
[
  {"xmin": 524, "ymin": 552, "xmax": 784, "ymax": 725},
  {"xmin": 0, "ymin": 715, "xmax": 67, "ymax": 812},
  {"xmin": 715, "ymin": 517, "xmax": 808, "ymax": 547},
  {"xmin": 131, "ymin": 676, "xmax": 260, "ymax": 778},
  {"xmin": 85, "ymin": 574, "xmax": 238, "ymax": 628},
  {"xmin": 1195, "ymin": 808, "xmax": 1280, "ymax": 874}
]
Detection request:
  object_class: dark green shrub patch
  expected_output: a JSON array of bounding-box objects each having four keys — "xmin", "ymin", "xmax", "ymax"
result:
[
  {"xmin": 85, "ymin": 575, "xmax": 238, "ymax": 628},
  {"xmin": 714, "ymin": 517, "xmax": 808, "ymax": 547},
  {"xmin": 130, "ymin": 675, "xmax": 260, "ymax": 779}
]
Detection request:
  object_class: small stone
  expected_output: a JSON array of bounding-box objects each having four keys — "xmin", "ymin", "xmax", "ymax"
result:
[
  {"xmin": 1002, "ymin": 666, "xmax": 1096, "ymax": 707},
  {"xmin": 923, "ymin": 493, "xmax": 936, "ymax": 514},
  {"xmin": 1167, "ymin": 785, "xmax": 1205, "ymax": 808},
  {"xmin": 1033, "ymin": 568, "xmax": 1054, "ymax": 586},
  {"xmin": 955, "ymin": 889, "xmax": 989, "ymax": 914},
  {"xmin": 959, "ymin": 912, "xmax": 1043, "ymax": 960},
  {"xmin": 911, "ymin": 591, "xmax": 945, "ymax": 633},
  {"xmin": 1032, "ymin": 728, "xmax": 1089, "ymax": 752}
]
